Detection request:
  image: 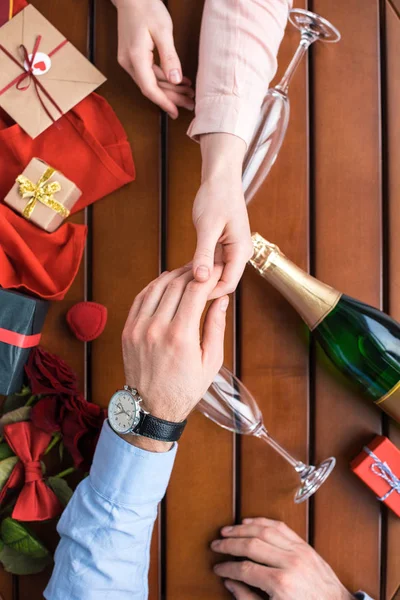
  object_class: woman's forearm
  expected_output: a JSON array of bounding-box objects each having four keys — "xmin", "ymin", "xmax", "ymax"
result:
[
  {"xmin": 200, "ymin": 133, "xmax": 246, "ymax": 183},
  {"xmin": 188, "ymin": 0, "xmax": 292, "ymax": 148}
]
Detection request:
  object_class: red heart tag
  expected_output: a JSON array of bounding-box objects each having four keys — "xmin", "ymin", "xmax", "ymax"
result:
[{"xmin": 33, "ymin": 61, "xmax": 46, "ymax": 72}]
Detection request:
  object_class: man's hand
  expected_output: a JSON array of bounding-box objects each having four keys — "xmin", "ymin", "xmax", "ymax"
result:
[
  {"xmin": 113, "ymin": 0, "xmax": 194, "ymax": 118},
  {"xmin": 193, "ymin": 134, "xmax": 253, "ymax": 299},
  {"xmin": 122, "ymin": 264, "xmax": 228, "ymax": 442},
  {"xmin": 211, "ymin": 518, "xmax": 354, "ymax": 600}
]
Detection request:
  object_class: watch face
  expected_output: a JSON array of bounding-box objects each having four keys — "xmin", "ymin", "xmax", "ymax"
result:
[{"xmin": 108, "ymin": 391, "xmax": 140, "ymax": 434}]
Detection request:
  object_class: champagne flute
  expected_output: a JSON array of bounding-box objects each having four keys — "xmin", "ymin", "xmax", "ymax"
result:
[
  {"xmin": 242, "ymin": 9, "xmax": 341, "ymax": 204},
  {"xmin": 198, "ymin": 366, "xmax": 335, "ymax": 503}
]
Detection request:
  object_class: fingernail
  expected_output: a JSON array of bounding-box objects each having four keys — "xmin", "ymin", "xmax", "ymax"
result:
[
  {"xmin": 211, "ymin": 540, "xmax": 220, "ymax": 549},
  {"xmin": 221, "ymin": 526, "xmax": 233, "ymax": 534},
  {"xmin": 242, "ymin": 518, "xmax": 253, "ymax": 524},
  {"xmin": 169, "ymin": 69, "xmax": 181, "ymax": 84},
  {"xmin": 220, "ymin": 297, "xmax": 229, "ymax": 312},
  {"xmin": 213, "ymin": 564, "xmax": 223, "ymax": 574},
  {"xmin": 196, "ymin": 266, "xmax": 209, "ymax": 281},
  {"xmin": 225, "ymin": 581, "xmax": 235, "ymax": 593}
]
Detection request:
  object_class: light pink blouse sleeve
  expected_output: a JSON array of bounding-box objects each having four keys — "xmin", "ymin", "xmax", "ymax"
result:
[{"xmin": 187, "ymin": 0, "xmax": 292, "ymax": 148}]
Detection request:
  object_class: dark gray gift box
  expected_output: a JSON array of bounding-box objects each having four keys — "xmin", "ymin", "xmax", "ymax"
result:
[{"xmin": 0, "ymin": 289, "xmax": 48, "ymax": 395}]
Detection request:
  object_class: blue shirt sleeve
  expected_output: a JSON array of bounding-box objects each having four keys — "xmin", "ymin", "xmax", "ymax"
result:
[
  {"xmin": 354, "ymin": 593, "xmax": 375, "ymax": 599},
  {"xmin": 44, "ymin": 421, "xmax": 177, "ymax": 600}
]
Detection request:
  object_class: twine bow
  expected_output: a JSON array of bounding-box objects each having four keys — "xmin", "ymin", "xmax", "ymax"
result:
[
  {"xmin": 364, "ymin": 446, "xmax": 400, "ymax": 502},
  {"xmin": 17, "ymin": 166, "xmax": 69, "ymax": 220}
]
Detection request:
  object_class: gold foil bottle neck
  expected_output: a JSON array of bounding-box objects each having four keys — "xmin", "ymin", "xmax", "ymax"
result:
[
  {"xmin": 251, "ymin": 233, "xmax": 282, "ymax": 274},
  {"xmin": 250, "ymin": 232, "xmax": 342, "ymax": 330}
]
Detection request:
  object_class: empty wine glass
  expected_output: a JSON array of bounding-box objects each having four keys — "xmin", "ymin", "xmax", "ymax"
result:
[
  {"xmin": 198, "ymin": 366, "xmax": 335, "ymax": 503},
  {"xmin": 242, "ymin": 8, "xmax": 341, "ymax": 204}
]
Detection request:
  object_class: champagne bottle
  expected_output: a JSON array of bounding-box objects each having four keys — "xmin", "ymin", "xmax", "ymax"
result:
[{"xmin": 250, "ymin": 233, "xmax": 400, "ymax": 423}]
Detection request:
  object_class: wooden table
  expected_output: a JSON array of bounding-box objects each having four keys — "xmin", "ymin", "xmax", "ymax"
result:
[{"xmin": 2, "ymin": 0, "xmax": 399, "ymax": 598}]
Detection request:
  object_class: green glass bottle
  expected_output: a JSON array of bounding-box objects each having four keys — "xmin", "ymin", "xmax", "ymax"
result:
[{"xmin": 250, "ymin": 233, "xmax": 400, "ymax": 423}]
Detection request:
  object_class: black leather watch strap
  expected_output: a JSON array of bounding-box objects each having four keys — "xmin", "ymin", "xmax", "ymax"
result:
[{"xmin": 133, "ymin": 411, "xmax": 186, "ymax": 442}]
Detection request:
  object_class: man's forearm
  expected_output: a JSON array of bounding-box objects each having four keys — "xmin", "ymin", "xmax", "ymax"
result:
[{"xmin": 44, "ymin": 422, "xmax": 177, "ymax": 600}]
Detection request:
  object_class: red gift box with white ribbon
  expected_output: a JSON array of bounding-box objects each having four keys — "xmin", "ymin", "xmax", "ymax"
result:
[{"xmin": 350, "ymin": 435, "xmax": 400, "ymax": 517}]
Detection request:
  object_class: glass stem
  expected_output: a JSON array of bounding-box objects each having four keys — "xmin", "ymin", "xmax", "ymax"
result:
[
  {"xmin": 275, "ymin": 35, "xmax": 314, "ymax": 95},
  {"xmin": 256, "ymin": 426, "xmax": 302, "ymax": 470}
]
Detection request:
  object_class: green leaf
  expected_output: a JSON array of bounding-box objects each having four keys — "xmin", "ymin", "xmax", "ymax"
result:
[
  {"xmin": 0, "ymin": 407, "xmax": 31, "ymax": 434},
  {"xmin": 0, "ymin": 457, "xmax": 19, "ymax": 493},
  {"xmin": 1, "ymin": 518, "xmax": 49, "ymax": 559},
  {"xmin": 47, "ymin": 476, "xmax": 73, "ymax": 507},
  {"xmin": 0, "ymin": 545, "xmax": 52, "ymax": 575},
  {"xmin": 0, "ymin": 444, "xmax": 15, "ymax": 461}
]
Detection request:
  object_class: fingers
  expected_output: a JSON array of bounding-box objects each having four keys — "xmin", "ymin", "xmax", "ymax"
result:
[
  {"xmin": 224, "ymin": 580, "xmax": 262, "ymax": 599},
  {"xmin": 152, "ymin": 27, "xmax": 182, "ymax": 85},
  {"xmin": 159, "ymin": 88, "xmax": 195, "ymax": 111},
  {"xmin": 214, "ymin": 561, "xmax": 275, "ymax": 595},
  {"xmin": 174, "ymin": 264, "xmax": 224, "ymax": 329},
  {"xmin": 153, "ymin": 64, "xmax": 192, "ymax": 87},
  {"xmin": 219, "ymin": 524, "xmax": 293, "ymax": 552},
  {"xmin": 158, "ymin": 81, "xmax": 195, "ymax": 98},
  {"xmin": 154, "ymin": 269, "xmax": 195, "ymax": 321},
  {"xmin": 209, "ymin": 242, "xmax": 253, "ymax": 299},
  {"xmin": 241, "ymin": 518, "xmax": 303, "ymax": 543},
  {"xmin": 124, "ymin": 266, "xmax": 190, "ymax": 333},
  {"xmin": 211, "ymin": 535, "xmax": 287, "ymax": 569},
  {"xmin": 133, "ymin": 59, "xmax": 178, "ymax": 117},
  {"xmin": 201, "ymin": 296, "xmax": 229, "ymax": 370},
  {"xmin": 192, "ymin": 219, "xmax": 222, "ymax": 282}
]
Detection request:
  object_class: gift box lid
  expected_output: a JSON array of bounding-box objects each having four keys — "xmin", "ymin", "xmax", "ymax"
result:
[
  {"xmin": 351, "ymin": 435, "xmax": 400, "ymax": 518},
  {"xmin": 0, "ymin": 288, "xmax": 48, "ymax": 337}
]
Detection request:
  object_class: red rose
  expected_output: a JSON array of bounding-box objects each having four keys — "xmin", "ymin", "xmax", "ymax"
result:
[
  {"xmin": 60, "ymin": 395, "xmax": 107, "ymax": 471},
  {"xmin": 25, "ymin": 347, "xmax": 78, "ymax": 396},
  {"xmin": 31, "ymin": 395, "xmax": 63, "ymax": 434}
]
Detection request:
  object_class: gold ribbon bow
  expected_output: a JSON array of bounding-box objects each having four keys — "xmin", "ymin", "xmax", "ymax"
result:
[{"xmin": 16, "ymin": 167, "xmax": 70, "ymax": 220}]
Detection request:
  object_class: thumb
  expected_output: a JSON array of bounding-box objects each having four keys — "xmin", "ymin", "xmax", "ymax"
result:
[
  {"xmin": 153, "ymin": 29, "xmax": 182, "ymax": 85},
  {"xmin": 193, "ymin": 222, "xmax": 221, "ymax": 282},
  {"xmin": 202, "ymin": 296, "xmax": 229, "ymax": 370}
]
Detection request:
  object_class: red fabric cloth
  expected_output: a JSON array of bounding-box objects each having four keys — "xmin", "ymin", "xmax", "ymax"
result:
[
  {"xmin": 0, "ymin": 0, "xmax": 11, "ymax": 27},
  {"xmin": 0, "ymin": 205, "xmax": 87, "ymax": 300},
  {"xmin": 0, "ymin": 0, "xmax": 135, "ymax": 300},
  {"xmin": 66, "ymin": 301, "xmax": 108, "ymax": 342},
  {"xmin": 0, "ymin": 421, "xmax": 63, "ymax": 521}
]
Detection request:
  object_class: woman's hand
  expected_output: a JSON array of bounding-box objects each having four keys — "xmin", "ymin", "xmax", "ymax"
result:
[
  {"xmin": 113, "ymin": 0, "xmax": 195, "ymax": 118},
  {"xmin": 192, "ymin": 133, "xmax": 253, "ymax": 298}
]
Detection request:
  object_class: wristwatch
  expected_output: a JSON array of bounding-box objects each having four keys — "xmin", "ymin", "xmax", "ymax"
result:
[{"xmin": 108, "ymin": 385, "xmax": 187, "ymax": 442}]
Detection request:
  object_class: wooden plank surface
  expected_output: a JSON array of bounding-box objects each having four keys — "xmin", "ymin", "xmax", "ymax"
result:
[
  {"xmin": 312, "ymin": 1, "xmax": 383, "ymax": 596},
  {"xmin": 240, "ymin": 0, "xmax": 309, "ymax": 537},
  {"xmin": 165, "ymin": 2, "xmax": 235, "ymax": 598},
  {"xmin": 92, "ymin": 1, "xmax": 161, "ymax": 598},
  {"xmin": 385, "ymin": 2, "xmax": 400, "ymax": 597},
  {"xmin": 14, "ymin": 1, "xmax": 88, "ymax": 599},
  {"xmin": 1, "ymin": 1, "xmax": 397, "ymax": 599}
]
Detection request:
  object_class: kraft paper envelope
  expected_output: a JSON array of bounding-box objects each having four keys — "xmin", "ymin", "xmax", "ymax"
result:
[{"xmin": 0, "ymin": 5, "xmax": 106, "ymax": 138}]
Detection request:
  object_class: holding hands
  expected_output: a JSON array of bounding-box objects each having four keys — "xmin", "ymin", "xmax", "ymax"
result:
[
  {"xmin": 122, "ymin": 265, "xmax": 229, "ymax": 429},
  {"xmin": 192, "ymin": 133, "xmax": 253, "ymax": 298},
  {"xmin": 113, "ymin": 1, "xmax": 253, "ymax": 298}
]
